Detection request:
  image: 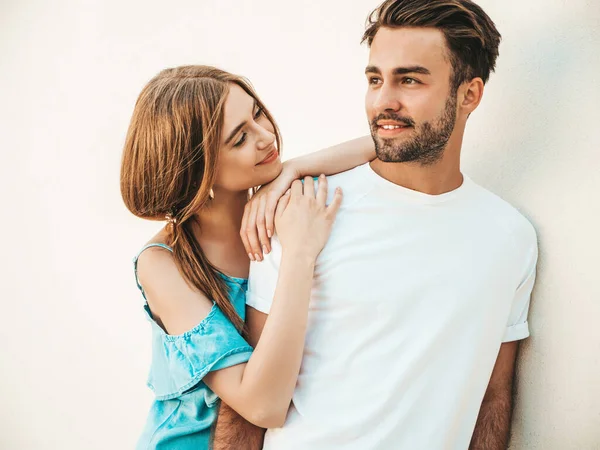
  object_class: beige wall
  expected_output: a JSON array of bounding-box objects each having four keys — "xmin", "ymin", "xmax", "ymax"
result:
[{"xmin": 1, "ymin": 0, "xmax": 598, "ymax": 448}]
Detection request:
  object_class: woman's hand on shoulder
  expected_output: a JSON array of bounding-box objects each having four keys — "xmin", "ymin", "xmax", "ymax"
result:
[
  {"xmin": 275, "ymin": 175, "xmax": 342, "ymax": 260},
  {"xmin": 240, "ymin": 163, "xmax": 299, "ymax": 261},
  {"xmin": 136, "ymin": 246, "xmax": 213, "ymax": 335}
]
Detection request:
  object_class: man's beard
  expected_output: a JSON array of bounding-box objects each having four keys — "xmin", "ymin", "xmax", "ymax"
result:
[{"xmin": 370, "ymin": 94, "xmax": 457, "ymax": 165}]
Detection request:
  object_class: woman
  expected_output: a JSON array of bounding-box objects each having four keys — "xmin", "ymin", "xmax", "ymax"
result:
[{"xmin": 121, "ymin": 65, "xmax": 374, "ymax": 449}]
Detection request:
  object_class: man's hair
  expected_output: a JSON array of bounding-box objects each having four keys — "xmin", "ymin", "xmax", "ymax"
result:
[{"xmin": 362, "ymin": 0, "xmax": 501, "ymax": 90}]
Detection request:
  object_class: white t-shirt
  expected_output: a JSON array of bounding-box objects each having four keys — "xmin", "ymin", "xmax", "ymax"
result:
[{"xmin": 246, "ymin": 163, "xmax": 537, "ymax": 450}]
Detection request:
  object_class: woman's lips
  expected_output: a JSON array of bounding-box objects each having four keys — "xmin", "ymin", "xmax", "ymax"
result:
[{"xmin": 257, "ymin": 149, "xmax": 279, "ymax": 165}]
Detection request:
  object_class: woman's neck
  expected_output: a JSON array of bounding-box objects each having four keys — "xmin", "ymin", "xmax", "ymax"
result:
[
  {"xmin": 195, "ymin": 189, "xmax": 248, "ymax": 240},
  {"xmin": 191, "ymin": 189, "xmax": 251, "ymax": 278}
]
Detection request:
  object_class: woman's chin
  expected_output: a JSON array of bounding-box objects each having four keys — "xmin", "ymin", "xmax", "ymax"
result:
[{"xmin": 256, "ymin": 160, "xmax": 283, "ymax": 185}]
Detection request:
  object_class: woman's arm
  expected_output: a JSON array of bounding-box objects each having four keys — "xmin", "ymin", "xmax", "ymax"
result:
[
  {"xmin": 284, "ymin": 135, "xmax": 375, "ymax": 180},
  {"xmin": 203, "ymin": 250, "xmax": 316, "ymax": 428},
  {"xmin": 139, "ymin": 242, "xmax": 316, "ymax": 429},
  {"xmin": 139, "ymin": 179, "xmax": 342, "ymax": 429},
  {"xmin": 211, "ymin": 308, "xmax": 269, "ymax": 449},
  {"xmin": 208, "ymin": 179, "xmax": 342, "ymax": 427},
  {"xmin": 240, "ymin": 136, "xmax": 374, "ymax": 259}
]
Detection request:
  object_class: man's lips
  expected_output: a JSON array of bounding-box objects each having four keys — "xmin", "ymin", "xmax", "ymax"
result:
[
  {"xmin": 375, "ymin": 121, "xmax": 413, "ymax": 137},
  {"xmin": 376, "ymin": 121, "xmax": 412, "ymax": 130}
]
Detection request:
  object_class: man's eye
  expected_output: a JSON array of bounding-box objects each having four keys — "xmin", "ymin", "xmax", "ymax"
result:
[
  {"xmin": 234, "ymin": 132, "xmax": 247, "ymax": 147},
  {"xmin": 254, "ymin": 107, "xmax": 264, "ymax": 120},
  {"xmin": 403, "ymin": 78, "xmax": 419, "ymax": 85},
  {"xmin": 368, "ymin": 77, "xmax": 382, "ymax": 85}
]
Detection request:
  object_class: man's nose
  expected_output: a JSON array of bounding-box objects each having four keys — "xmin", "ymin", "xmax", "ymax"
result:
[{"xmin": 373, "ymin": 85, "xmax": 401, "ymax": 112}]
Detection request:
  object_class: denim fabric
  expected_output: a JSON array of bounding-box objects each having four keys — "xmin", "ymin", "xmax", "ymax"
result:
[{"xmin": 133, "ymin": 244, "xmax": 252, "ymax": 449}]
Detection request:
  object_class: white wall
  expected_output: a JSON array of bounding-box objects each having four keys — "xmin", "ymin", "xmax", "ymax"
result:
[{"xmin": 1, "ymin": 0, "xmax": 598, "ymax": 448}]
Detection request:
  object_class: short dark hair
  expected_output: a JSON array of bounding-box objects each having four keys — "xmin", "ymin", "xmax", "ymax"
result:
[{"xmin": 362, "ymin": 0, "xmax": 501, "ymax": 90}]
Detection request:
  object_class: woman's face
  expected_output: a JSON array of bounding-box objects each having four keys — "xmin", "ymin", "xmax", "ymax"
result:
[{"xmin": 213, "ymin": 83, "xmax": 282, "ymax": 194}]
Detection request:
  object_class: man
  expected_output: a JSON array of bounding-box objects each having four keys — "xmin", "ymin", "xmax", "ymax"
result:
[{"xmin": 214, "ymin": 1, "xmax": 537, "ymax": 448}]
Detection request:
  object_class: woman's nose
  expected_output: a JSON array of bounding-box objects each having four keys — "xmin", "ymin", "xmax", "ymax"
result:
[{"xmin": 256, "ymin": 125, "xmax": 275, "ymax": 150}]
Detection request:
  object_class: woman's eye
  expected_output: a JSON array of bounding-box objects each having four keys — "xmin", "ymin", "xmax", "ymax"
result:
[
  {"xmin": 233, "ymin": 132, "xmax": 247, "ymax": 147},
  {"xmin": 254, "ymin": 107, "xmax": 263, "ymax": 120}
]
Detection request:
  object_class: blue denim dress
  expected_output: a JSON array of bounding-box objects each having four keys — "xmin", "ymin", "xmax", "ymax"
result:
[{"xmin": 133, "ymin": 243, "xmax": 253, "ymax": 450}]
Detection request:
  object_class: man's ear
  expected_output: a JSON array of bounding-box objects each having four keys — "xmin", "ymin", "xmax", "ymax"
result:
[{"xmin": 459, "ymin": 77, "xmax": 484, "ymax": 116}]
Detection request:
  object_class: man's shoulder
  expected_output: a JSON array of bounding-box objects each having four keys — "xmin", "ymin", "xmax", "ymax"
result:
[
  {"xmin": 322, "ymin": 163, "xmax": 375, "ymax": 209},
  {"xmin": 467, "ymin": 178, "xmax": 537, "ymax": 245}
]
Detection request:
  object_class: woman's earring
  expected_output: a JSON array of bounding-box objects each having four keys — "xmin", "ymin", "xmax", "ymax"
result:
[{"xmin": 209, "ymin": 188, "xmax": 215, "ymax": 200}]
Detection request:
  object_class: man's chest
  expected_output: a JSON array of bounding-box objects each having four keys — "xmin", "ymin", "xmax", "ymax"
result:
[{"xmin": 310, "ymin": 210, "xmax": 516, "ymax": 316}]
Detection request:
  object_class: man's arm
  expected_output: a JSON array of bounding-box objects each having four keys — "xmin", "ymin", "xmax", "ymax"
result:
[
  {"xmin": 212, "ymin": 308, "xmax": 268, "ymax": 449},
  {"xmin": 469, "ymin": 341, "xmax": 519, "ymax": 450},
  {"xmin": 212, "ymin": 402, "xmax": 265, "ymax": 450}
]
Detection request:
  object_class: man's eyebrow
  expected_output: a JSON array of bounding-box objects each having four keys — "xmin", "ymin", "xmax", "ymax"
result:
[
  {"xmin": 224, "ymin": 101, "xmax": 258, "ymax": 145},
  {"xmin": 365, "ymin": 65, "xmax": 431, "ymax": 76},
  {"xmin": 394, "ymin": 66, "xmax": 431, "ymax": 76}
]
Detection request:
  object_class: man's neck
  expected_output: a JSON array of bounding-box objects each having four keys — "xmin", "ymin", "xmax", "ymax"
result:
[{"xmin": 370, "ymin": 140, "xmax": 464, "ymax": 195}]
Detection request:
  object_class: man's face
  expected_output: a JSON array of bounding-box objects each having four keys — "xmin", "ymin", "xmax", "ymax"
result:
[{"xmin": 365, "ymin": 27, "xmax": 458, "ymax": 165}]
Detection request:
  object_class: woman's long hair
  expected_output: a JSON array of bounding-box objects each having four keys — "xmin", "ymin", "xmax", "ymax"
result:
[{"xmin": 120, "ymin": 65, "xmax": 281, "ymax": 333}]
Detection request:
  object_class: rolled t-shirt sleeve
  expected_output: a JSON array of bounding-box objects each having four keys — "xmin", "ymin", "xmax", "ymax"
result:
[
  {"xmin": 246, "ymin": 235, "xmax": 283, "ymax": 314},
  {"xmin": 503, "ymin": 230, "xmax": 538, "ymax": 343}
]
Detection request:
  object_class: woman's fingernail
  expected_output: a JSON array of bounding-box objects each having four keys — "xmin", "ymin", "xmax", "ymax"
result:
[
  {"xmin": 267, "ymin": 230, "xmax": 272, "ymax": 238},
  {"xmin": 263, "ymin": 245, "xmax": 270, "ymax": 255},
  {"xmin": 255, "ymin": 253, "xmax": 261, "ymax": 262},
  {"xmin": 249, "ymin": 253, "xmax": 255, "ymax": 261}
]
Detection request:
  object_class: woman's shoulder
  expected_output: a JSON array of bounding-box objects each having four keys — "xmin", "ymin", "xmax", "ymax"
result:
[
  {"xmin": 136, "ymin": 227, "xmax": 174, "ymax": 272},
  {"xmin": 135, "ymin": 231, "xmax": 174, "ymax": 287},
  {"xmin": 136, "ymin": 232, "xmax": 215, "ymax": 336},
  {"xmin": 140, "ymin": 228, "xmax": 171, "ymax": 250}
]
